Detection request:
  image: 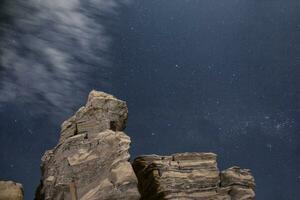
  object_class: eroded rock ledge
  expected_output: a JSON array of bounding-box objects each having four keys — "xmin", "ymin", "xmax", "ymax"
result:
[
  {"xmin": 133, "ymin": 153, "xmax": 255, "ymax": 200},
  {"xmin": 1, "ymin": 90, "xmax": 255, "ymax": 200}
]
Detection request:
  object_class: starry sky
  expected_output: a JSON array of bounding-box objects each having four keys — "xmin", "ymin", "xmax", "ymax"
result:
[{"xmin": 0, "ymin": 0, "xmax": 300, "ymax": 199}]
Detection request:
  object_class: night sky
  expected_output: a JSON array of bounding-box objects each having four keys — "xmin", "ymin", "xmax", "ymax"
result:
[{"xmin": 0, "ymin": 0, "xmax": 300, "ymax": 199}]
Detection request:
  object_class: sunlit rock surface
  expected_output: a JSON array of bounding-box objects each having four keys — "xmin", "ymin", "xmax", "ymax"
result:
[
  {"xmin": 0, "ymin": 181, "xmax": 24, "ymax": 200},
  {"xmin": 133, "ymin": 153, "xmax": 255, "ymax": 200},
  {"xmin": 35, "ymin": 90, "xmax": 140, "ymax": 200}
]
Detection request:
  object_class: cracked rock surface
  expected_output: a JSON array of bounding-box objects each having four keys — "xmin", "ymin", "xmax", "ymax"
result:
[
  {"xmin": 35, "ymin": 90, "xmax": 140, "ymax": 200},
  {"xmin": 0, "ymin": 181, "xmax": 23, "ymax": 200},
  {"xmin": 133, "ymin": 153, "xmax": 255, "ymax": 200}
]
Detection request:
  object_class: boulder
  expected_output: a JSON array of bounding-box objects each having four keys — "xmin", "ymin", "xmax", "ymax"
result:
[{"xmin": 0, "ymin": 181, "xmax": 23, "ymax": 200}]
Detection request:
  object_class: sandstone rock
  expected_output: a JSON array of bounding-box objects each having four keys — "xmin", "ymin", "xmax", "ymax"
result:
[
  {"xmin": 36, "ymin": 90, "xmax": 140, "ymax": 200},
  {"xmin": 34, "ymin": 90, "xmax": 256, "ymax": 200},
  {"xmin": 0, "ymin": 181, "xmax": 23, "ymax": 200},
  {"xmin": 133, "ymin": 153, "xmax": 255, "ymax": 200},
  {"xmin": 221, "ymin": 167, "xmax": 255, "ymax": 200}
]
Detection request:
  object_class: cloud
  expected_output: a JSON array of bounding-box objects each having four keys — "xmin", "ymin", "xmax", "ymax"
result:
[{"xmin": 0, "ymin": 0, "xmax": 128, "ymax": 115}]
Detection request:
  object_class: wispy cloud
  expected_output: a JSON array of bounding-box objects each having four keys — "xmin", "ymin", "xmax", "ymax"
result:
[{"xmin": 0, "ymin": 0, "xmax": 128, "ymax": 115}]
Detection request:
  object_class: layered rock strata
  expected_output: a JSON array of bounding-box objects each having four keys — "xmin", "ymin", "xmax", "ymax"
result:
[
  {"xmin": 35, "ymin": 91, "xmax": 140, "ymax": 200},
  {"xmin": 221, "ymin": 167, "xmax": 256, "ymax": 200},
  {"xmin": 0, "ymin": 181, "xmax": 24, "ymax": 200},
  {"xmin": 133, "ymin": 153, "xmax": 255, "ymax": 200}
]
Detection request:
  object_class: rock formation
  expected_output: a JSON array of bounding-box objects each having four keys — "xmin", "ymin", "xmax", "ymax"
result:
[
  {"xmin": 133, "ymin": 153, "xmax": 255, "ymax": 200},
  {"xmin": 30, "ymin": 90, "xmax": 255, "ymax": 200},
  {"xmin": 221, "ymin": 167, "xmax": 255, "ymax": 200},
  {"xmin": 0, "ymin": 181, "xmax": 24, "ymax": 200},
  {"xmin": 35, "ymin": 91, "xmax": 140, "ymax": 200}
]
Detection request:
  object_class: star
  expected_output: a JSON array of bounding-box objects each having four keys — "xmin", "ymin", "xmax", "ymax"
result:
[{"xmin": 267, "ymin": 144, "xmax": 272, "ymax": 152}]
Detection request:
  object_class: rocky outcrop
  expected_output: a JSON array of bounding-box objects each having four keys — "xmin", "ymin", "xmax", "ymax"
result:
[
  {"xmin": 133, "ymin": 153, "xmax": 255, "ymax": 200},
  {"xmin": 0, "ymin": 181, "xmax": 24, "ymax": 200},
  {"xmin": 34, "ymin": 90, "xmax": 255, "ymax": 200},
  {"xmin": 36, "ymin": 91, "xmax": 140, "ymax": 200},
  {"xmin": 221, "ymin": 167, "xmax": 256, "ymax": 200}
]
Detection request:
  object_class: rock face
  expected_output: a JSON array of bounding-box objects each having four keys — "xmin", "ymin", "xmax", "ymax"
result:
[
  {"xmin": 0, "ymin": 181, "xmax": 24, "ymax": 200},
  {"xmin": 221, "ymin": 167, "xmax": 256, "ymax": 200},
  {"xmin": 133, "ymin": 153, "xmax": 255, "ymax": 200},
  {"xmin": 36, "ymin": 91, "xmax": 140, "ymax": 200}
]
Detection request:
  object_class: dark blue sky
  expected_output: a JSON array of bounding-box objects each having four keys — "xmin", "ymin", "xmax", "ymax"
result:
[{"xmin": 1, "ymin": 0, "xmax": 300, "ymax": 199}]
